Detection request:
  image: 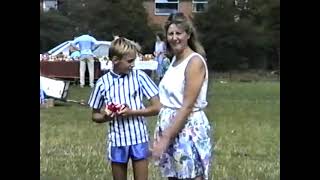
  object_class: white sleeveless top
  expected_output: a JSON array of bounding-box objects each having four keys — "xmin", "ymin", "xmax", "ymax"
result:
[{"xmin": 158, "ymin": 52, "xmax": 208, "ymax": 111}]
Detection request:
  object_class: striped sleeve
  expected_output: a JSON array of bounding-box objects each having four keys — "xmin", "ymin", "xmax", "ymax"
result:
[
  {"xmin": 88, "ymin": 77, "xmax": 106, "ymax": 109},
  {"xmin": 137, "ymin": 70, "xmax": 159, "ymax": 99}
]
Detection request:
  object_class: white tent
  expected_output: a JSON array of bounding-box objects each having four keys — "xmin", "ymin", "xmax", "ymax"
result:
[
  {"xmin": 46, "ymin": 40, "xmax": 158, "ymax": 70},
  {"xmin": 47, "ymin": 40, "xmax": 112, "ymax": 58}
]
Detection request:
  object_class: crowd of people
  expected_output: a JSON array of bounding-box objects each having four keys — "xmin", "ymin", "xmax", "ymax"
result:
[{"xmin": 41, "ymin": 12, "xmax": 213, "ymax": 180}]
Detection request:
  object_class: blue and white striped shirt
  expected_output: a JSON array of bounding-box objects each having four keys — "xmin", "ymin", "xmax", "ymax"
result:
[{"xmin": 88, "ymin": 69, "xmax": 159, "ymax": 147}]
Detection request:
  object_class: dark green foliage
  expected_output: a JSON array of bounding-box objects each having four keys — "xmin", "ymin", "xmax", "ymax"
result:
[
  {"xmin": 194, "ymin": 0, "xmax": 280, "ymax": 71},
  {"xmin": 40, "ymin": 0, "xmax": 155, "ymax": 53},
  {"xmin": 40, "ymin": 0, "xmax": 280, "ymax": 71},
  {"xmin": 40, "ymin": 10, "xmax": 76, "ymax": 53}
]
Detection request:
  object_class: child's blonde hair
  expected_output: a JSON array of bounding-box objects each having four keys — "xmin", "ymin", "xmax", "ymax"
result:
[{"xmin": 108, "ymin": 37, "xmax": 139, "ymax": 60}]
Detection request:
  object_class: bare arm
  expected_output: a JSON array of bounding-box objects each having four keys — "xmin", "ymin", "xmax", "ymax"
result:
[
  {"xmin": 152, "ymin": 56, "xmax": 206, "ymax": 158},
  {"xmin": 92, "ymin": 95, "xmax": 160, "ymax": 123},
  {"xmin": 163, "ymin": 56, "xmax": 206, "ymax": 139},
  {"xmin": 92, "ymin": 107, "xmax": 114, "ymax": 123},
  {"xmin": 117, "ymin": 95, "xmax": 161, "ymax": 117}
]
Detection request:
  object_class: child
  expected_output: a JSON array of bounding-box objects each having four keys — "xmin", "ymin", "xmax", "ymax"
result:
[
  {"xmin": 159, "ymin": 54, "xmax": 171, "ymax": 81},
  {"xmin": 154, "ymin": 32, "xmax": 166, "ymax": 81},
  {"xmin": 69, "ymin": 46, "xmax": 80, "ymax": 61},
  {"xmin": 88, "ymin": 37, "xmax": 161, "ymax": 180}
]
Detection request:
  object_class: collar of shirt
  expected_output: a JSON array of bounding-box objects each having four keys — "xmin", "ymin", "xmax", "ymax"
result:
[{"xmin": 110, "ymin": 70, "xmax": 127, "ymax": 79}]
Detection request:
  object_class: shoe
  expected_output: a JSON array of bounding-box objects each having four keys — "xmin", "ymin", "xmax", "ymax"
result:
[{"xmin": 80, "ymin": 85, "xmax": 84, "ymax": 88}]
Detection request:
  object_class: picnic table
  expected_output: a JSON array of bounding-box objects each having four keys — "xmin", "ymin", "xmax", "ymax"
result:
[
  {"xmin": 40, "ymin": 60, "xmax": 158, "ymax": 80},
  {"xmin": 40, "ymin": 61, "xmax": 101, "ymax": 80}
]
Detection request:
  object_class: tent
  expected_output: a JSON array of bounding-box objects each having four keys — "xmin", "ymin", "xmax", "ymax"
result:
[{"xmin": 47, "ymin": 40, "xmax": 112, "ymax": 58}]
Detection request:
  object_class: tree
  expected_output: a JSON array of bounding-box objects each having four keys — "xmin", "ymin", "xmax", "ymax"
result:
[
  {"xmin": 40, "ymin": 10, "xmax": 76, "ymax": 52},
  {"xmin": 233, "ymin": 0, "xmax": 280, "ymax": 70},
  {"xmin": 49, "ymin": 0, "xmax": 155, "ymax": 53},
  {"xmin": 193, "ymin": 0, "xmax": 280, "ymax": 71}
]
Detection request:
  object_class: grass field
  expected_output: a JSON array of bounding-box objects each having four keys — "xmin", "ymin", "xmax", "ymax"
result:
[{"xmin": 40, "ymin": 76, "xmax": 280, "ymax": 180}]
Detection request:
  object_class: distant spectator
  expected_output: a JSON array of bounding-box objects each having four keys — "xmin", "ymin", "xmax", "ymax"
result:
[
  {"xmin": 161, "ymin": 54, "xmax": 171, "ymax": 79},
  {"xmin": 56, "ymin": 52, "xmax": 65, "ymax": 61},
  {"xmin": 112, "ymin": 31, "xmax": 120, "ymax": 40},
  {"xmin": 71, "ymin": 33, "xmax": 98, "ymax": 88},
  {"xmin": 153, "ymin": 32, "xmax": 167, "ymax": 81},
  {"xmin": 69, "ymin": 46, "xmax": 80, "ymax": 61},
  {"xmin": 41, "ymin": 52, "xmax": 50, "ymax": 61},
  {"xmin": 40, "ymin": 80, "xmax": 46, "ymax": 105}
]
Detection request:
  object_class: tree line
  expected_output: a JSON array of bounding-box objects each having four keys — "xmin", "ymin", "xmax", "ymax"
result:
[{"xmin": 40, "ymin": 0, "xmax": 279, "ymax": 71}]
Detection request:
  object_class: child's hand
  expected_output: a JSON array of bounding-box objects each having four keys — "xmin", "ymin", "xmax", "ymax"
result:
[
  {"xmin": 106, "ymin": 103, "xmax": 128, "ymax": 117},
  {"xmin": 104, "ymin": 104, "xmax": 116, "ymax": 118},
  {"xmin": 116, "ymin": 104, "xmax": 131, "ymax": 117},
  {"xmin": 107, "ymin": 103, "xmax": 118, "ymax": 113}
]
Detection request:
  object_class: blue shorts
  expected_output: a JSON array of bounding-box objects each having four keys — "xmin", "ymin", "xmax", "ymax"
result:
[{"xmin": 109, "ymin": 142, "xmax": 149, "ymax": 163}]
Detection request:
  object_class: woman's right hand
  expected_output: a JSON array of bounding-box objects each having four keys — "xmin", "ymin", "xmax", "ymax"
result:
[{"xmin": 151, "ymin": 131, "xmax": 172, "ymax": 160}]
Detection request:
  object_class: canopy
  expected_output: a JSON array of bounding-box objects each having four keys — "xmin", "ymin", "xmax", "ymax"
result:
[{"xmin": 47, "ymin": 40, "xmax": 112, "ymax": 58}]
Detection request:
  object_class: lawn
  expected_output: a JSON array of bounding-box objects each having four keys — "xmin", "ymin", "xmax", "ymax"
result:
[{"xmin": 40, "ymin": 77, "xmax": 280, "ymax": 180}]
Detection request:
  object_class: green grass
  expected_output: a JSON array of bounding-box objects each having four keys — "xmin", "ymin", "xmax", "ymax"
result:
[{"xmin": 40, "ymin": 79, "xmax": 280, "ymax": 180}]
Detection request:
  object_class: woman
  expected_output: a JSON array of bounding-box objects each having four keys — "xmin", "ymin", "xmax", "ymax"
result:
[{"xmin": 152, "ymin": 12, "xmax": 213, "ymax": 180}]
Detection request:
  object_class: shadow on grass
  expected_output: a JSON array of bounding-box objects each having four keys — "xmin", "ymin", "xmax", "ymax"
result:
[{"xmin": 52, "ymin": 101, "xmax": 73, "ymax": 107}]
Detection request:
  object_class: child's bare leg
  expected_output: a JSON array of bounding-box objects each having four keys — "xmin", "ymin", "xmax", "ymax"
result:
[
  {"xmin": 132, "ymin": 159, "xmax": 148, "ymax": 180},
  {"xmin": 112, "ymin": 162, "xmax": 128, "ymax": 180},
  {"xmin": 194, "ymin": 176, "xmax": 203, "ymax": 180}
]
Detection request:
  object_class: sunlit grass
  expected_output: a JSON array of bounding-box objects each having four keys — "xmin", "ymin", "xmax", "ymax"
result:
[{"xmin": 40, "ymin": 77, "xmax": 279, "ymax": 180}]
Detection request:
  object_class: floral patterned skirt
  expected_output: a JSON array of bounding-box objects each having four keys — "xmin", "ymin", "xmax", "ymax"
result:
[{"xmin": 153, "ymin": 107, "xmax": 213, "ymax": 180}]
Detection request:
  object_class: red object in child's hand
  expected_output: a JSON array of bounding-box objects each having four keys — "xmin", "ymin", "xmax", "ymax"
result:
[
  {"xmin": 107, "ymin": 103, "xmax": 118, "ymax": 112},
  {"xmin": 107, "ymin": 103, "xmax": 122, "ymax": 112}
]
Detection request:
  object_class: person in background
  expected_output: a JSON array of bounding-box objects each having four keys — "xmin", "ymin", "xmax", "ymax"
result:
[
  {"xmin": 153, "ymin": 32, "xmax": 167, "ymax": 82},
  {"xmin": 152, "ymin": 12, "xmax": 213, "ymax": 180},
  {"xmin": 112, "ymin": 31, "xmax": 120, "ymax": 40},
  {"xmin": 41, "ymin": 52, "xmax": 50, "ymax": 61},
  {"xmin": 161, "ymin": 53, "xmax": 171, "ymax": 79},
  {"xmin": 88, "ymin": 37, "xmax": 161, "ymax": 180},
  {"xmin": 133, "ymin": 40, "xmax": 153, "ymax": 78},
  {"xmin": 69, "ymin": 46, "xmax": 80, "ymax": 61},
  {"xmin": 40, "ymin": 88, "xmax": 46, "ymax": 105},
  {"xmin": 56, "ymin": 52, "xmax": 65, "ymax": 61},
  {"xmin": 71, "ymin": 33, "xmax": 98, "ymax": 88}
]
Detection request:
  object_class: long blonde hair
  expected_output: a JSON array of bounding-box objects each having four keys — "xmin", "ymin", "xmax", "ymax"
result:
[{"xmin": 164, "ymin": 12, "xmax": 206, "ymax": 58}]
